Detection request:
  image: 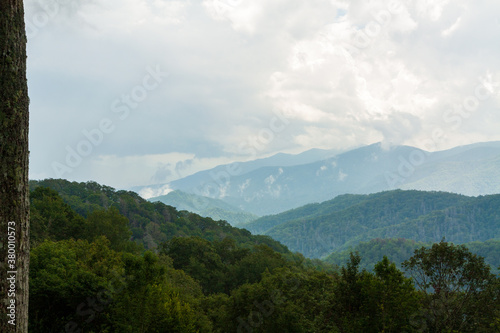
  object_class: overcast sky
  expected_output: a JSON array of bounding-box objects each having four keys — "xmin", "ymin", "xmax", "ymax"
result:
[{"xmin": 27, "ymin": 0, "xmax": 500, "ymax": 189}]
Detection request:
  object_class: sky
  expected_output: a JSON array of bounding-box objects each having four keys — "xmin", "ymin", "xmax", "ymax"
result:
[{"xmin": 26, "ymin": 0, "xmax": 500, "ymax": 190}]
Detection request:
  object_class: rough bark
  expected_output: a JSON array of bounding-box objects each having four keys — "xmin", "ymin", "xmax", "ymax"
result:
[{"xmin": 0, "ymin": 0, "xmax": 30, "ymax": 332}]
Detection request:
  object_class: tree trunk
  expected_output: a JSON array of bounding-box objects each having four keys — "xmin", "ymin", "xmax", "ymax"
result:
[{"xmin": 0, "ymin": 0, "xmax": 30, "ymax": 332}]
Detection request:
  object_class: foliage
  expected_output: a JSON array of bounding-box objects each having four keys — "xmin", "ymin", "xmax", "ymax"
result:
[
  {"xmin": 30, "ymin": 186, "xmax": 87, "ymax": 246},
  {"xmin": 27, "ymin": 180, "xmax": 500, "ymax": 332},
  {"xmin": 402, "ymin": 240, "xmax": 498, "ymax": 332},
  {"xmin": 29, "ymin": 237, "xmax": 124, "ymax": 332},
  {"xmin": 30, "ymin": 179, "xmax": 289, "ymax": 252},
  {"xmin": 83, "ymin": 207, "xmax": 134, "ymax": 252},
  {"xmin": 246, "ymin": 190, "xmax": 500, "ymax": 258},
  {"xmin": 105, "ymin": 252, "xmax": 211, "ymax": 332},
  {"xmin": 325, "ymin": 238, "xmax": 500, "ymax": 274},
  {"xmin": 150, "ymin": 189, "xmax": 259, "ymax": 226},
  {"xmin": 329, "ymin": 253, "xmax": 420, "ymax": 332}
]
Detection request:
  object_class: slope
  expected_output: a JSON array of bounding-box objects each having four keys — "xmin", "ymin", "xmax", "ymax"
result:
[
  {"xmin": 251, "ymin": 190, "xmax": 500, "ymax": 258},
  {"xmin": 134, "ymin": 141, "xmax": 500, "ymax": 216},
  {"xmin": 149, "ymin": 190, "xmax": 258, "ymax": 226}
]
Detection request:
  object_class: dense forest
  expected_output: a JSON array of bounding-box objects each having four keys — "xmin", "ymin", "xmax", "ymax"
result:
[
  {"xmin": 28, "ymin": 179, "xmax": 500, "ymax": 332},
  {"xmin": 325, "ymin": 238, "xmax": 500, "ymax": 275},
  {"xmin": 245, "ymin": 190, "xmax": 500, "ymax": 258}
]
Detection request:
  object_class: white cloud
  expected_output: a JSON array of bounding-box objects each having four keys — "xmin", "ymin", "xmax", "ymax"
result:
[
  {"xmin": 203, "ymin": 0, "xmax": 262, "ymax": 34},
  {"xmin": 415, "ymin": 0, "xmax": 450, "ymax": 21},
  {"xmin": 139, "ymin": 184, "xmax": 173, "ymax": 199},
  {"xmin": 27, "ymin": 0, "xmax": 500, "ymax": 189},
  {"xmin": 338, "ymin": 170, "xmax": 348, "ymax": 181},
  {"xmin": 442, "ymin": 17, "xmax": 462, "ymax": 37},
  {"xmin": 316, "ymin": 165, "xmax": 328, "ymax": 176}
]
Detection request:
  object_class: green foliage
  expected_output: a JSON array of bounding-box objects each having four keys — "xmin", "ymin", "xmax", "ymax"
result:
[
  {"xmin": 30, "ymin": 179, "xmax": 289, "ymax": 252},
  {"xmin": 247, "ymin": 190, "xmax": 500, "ymax": 258},
  {"xmin": 27, "ymin": 179, "xmax": 500, "ymax": 332},
  {"xmin": 83, "ymin": 207, "xmax": 134, "ymax": 251},
  {"xmin": 217, "ymin": 267, "xmax": 337, "ymax": 333},
  {"xmin": 29, "ymin": 237, "xmax": 124, "ymax": 332},
  {"xmin": 161, "ymin": 237, "xmax": 225, "ymax": 294},
  {"xmin": 325, "ymin": 238, "xmax": 500, "ymax": 274},
  {"xmin": 150, "ymin": 189, "xmax": 259, "ymax": 226},
  {"xmin": 106, "ymin": 251, "xmax": 211, "ymax": 332},
  {"xmin": 30, "ymin": 186, "xmax": 86, "ymax": 245},
  {"xmin": 402, "ymin": 240, "xmax": 498, "ymax": 332},
  {"xmin": 161, "ymin": 236, "xmax": 292, "ymax": 295},
  {"xmin": 242, "ymin": 193, "xmax": 369, "ymax": 234},
  {"xmin": 330, "ymin": 253, "xmax": 420, "ymax": 332}
]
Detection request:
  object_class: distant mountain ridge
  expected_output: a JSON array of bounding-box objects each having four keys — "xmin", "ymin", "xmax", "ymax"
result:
[
  {"xmin": 244, "ymin": 190, "xmax": 500, "ymax": 258},
  {"xmin": 134, "ymin": 141, "xmax": 500, "ymax": 216}
]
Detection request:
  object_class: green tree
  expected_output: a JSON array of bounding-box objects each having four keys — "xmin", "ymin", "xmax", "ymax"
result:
[
  {"xmin": 160, "ymin": 237, "xmax": 225, "ymax": 294},
  {"xmin": 0, "ymin": 0, "xmax": 30, "ymax": 330},
  {"xmin": 331, "ymin": 252, "xmax": 366, "ymax": 332},
  {"xmin": 29, "ymin": 237, "xmax": 124, "ymax": 332},
  {"xmin": 30, "ymin": 187, "xmax": 86, "ymax": 245},
  {"xmin": 232, "ymin": 244, "xmax": 289, "ymax": 288},
  {"xmin": 220, "ymin": 267, "xmax": 336, "ymax": 333},
  {"xmin": 107, "ymin": 251, "xmax": 211, "ymax": 332},
  {"xmin": 367, "ymin": 256, "xmax": 419, "ymax": 332},
  {"xmin": 84, "ymin": 207, "xmax": 133, "ymax": 251},
  {"xmin": 402, "ymin": 240, "xmax": 498, "ymax": 332},
  {"xmin": 331, "ymin": 253, "xmax": 420, "ymax": 332}
]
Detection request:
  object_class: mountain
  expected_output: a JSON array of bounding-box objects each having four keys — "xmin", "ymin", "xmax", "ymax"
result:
[
  {"xmin": 148, "ymin": 190, "xmax": 258, "ymax": 226},
  {"xmin": 134, "ymin": 141, "xmax": 500, "ymax": 216},
  {"xmin": 131, "ymin": 147, "xmax": 342, "ymax": 198},
  {"xmin": 244, "ymin": 190, "xmax": 500, "ymax": 258},
  {"xmin": 28, "ymin": 179, "xmax": 289, "ymax": 253}
]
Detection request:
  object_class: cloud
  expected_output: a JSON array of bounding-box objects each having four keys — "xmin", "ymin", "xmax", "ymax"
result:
[
  {"xmin": 27, "ymin": 0, "xmax": 500, "ymax": 189},
  {"xmin": 442, "ymin": 17, "xmax": 462, "ymax": 37},
  {"xmin": 138, "ymin": 184, "xmax": 173, "ymax": 200}
]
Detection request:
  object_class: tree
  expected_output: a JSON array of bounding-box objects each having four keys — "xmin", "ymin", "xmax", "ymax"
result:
[
  {"xmin": 0, "ymin": 0, "xmax": 30, "ymax": 331},
  {"xmin": 368, "ymin": 256, "xmax": 419, "ymax": 332},
  {"xmin": 29, "ymin": 237, "xmax": 123, "ymax": 332},
  {"xmin": 84, "ymin": 207, "xmax": 132, "ymax": 251},
  {"xmin": 331, "ymin": 253, "xmax": 420, "ymax": 333},
  {"xmin": 108, "ymin": 251, "xmax": 211, "ymax": 332},
  {"xmin": 30, "ymin": 187, "xmax": 86, "ymax": 245},
  {"xmin": 160, "ymin": 237, "xmax": 225, "ymax": 294},
  {"xmin": 402, "ymin": 240, "xmax": 498, "ymax": 332}
]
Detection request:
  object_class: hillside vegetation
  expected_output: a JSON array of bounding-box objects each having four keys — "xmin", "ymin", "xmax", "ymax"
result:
[
  {"xmin": 325, "ymin": 238, "xmax": 500, "ymax": 274},
  {"xmin": 27, "ymin": 179, "xmax": 500, "ymax": 332},
  {"xmin": 245, "ymin": 190, "xmax": 500, "ymax": 258},
  {"xmin": 30, "ymin": 179, "xmax": 284, "ymax": 252},
  {"xmin": 149, "ymin": 190, "xmax": 258, "ymax": 226}
]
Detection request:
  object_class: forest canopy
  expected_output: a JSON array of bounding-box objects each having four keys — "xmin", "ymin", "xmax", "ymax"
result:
[{"xmin": 28, "ymin": 179, "xmax": 500, "ymax": 332}]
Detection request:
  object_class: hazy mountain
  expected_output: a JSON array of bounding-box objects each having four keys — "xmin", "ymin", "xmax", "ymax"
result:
[
  {"xmin": 148, "ymin": 190, "xmax": 258, "ymax": 226},
  {"xmin": 135, "ymin": 141, "xmax": 500, "ymax": 216},
  {"xmin": 244, "ymin": 190, "xmax": 500, "ymax": 259},
  {"xmin": 132, "ymin": 147, "xmax": 341, "ymax": 199}
]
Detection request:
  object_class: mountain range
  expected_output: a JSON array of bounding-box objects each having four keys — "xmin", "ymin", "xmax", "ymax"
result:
[
  {"xmin": 243, "ymin": 190, "xmax": 500, "ymax": 258},
  {"xmin": 134, "ymin": 141, "xmax": 500, "ymax": 216}
]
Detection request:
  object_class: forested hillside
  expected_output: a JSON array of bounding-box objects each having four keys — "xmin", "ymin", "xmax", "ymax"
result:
[
  {"xmin": 27, "ymin": 179, "xmax": 500, "ymax": 332},
  {"xmin": 29, "ymin": 179, "xmax": 285, "ymax": 252},
  {"xmin": 149, "ymin": 190, "xmax": 258, "ymax": 226},
  {"xmin": 325, "ymin": 238, "xmax": 500, "ymax": 274},
  {"xmin": 246, "ymin": 190, "xmax": 500, "ymax": 258}
]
